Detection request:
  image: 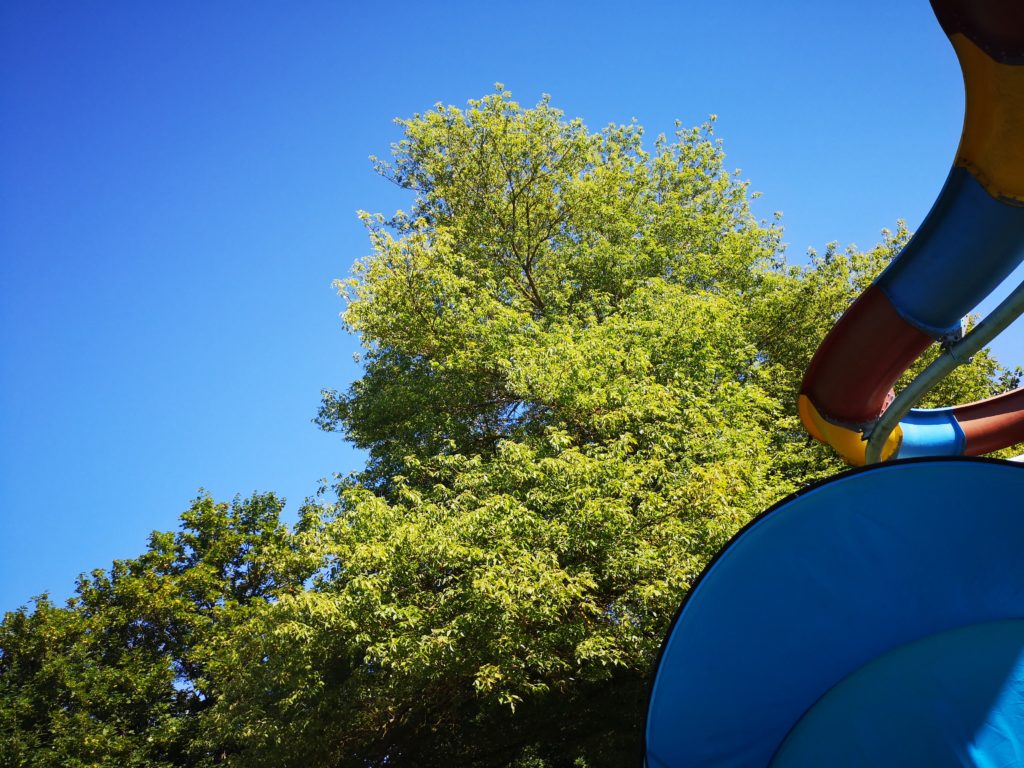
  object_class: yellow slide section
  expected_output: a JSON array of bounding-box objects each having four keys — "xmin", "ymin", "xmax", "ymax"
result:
[
  {"xmin": 798, "ymin": 396, "xmax": 901, "ymax": 466},
  {"xmin": 952, "ymin": 33, "xmax": 1024, "ymax": 205}
]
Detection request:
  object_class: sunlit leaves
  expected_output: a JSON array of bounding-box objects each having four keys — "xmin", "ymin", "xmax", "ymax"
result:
[{"xmin": 4, "ymin": 90, "xmax": 1019, "ymax": 768}]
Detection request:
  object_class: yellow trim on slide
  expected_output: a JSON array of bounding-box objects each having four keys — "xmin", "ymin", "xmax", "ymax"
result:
[
  {"xmin": 798, "ymin": 395, "xmax": 902, "ymax": 466},
  {"xmin": 951, "ymin": 33, "xmax": 1024, "ymax": 205}
]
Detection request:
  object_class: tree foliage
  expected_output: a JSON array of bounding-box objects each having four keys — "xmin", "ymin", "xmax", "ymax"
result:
[
  {"xmin": 0, "ymin": 494, "xmax": 318, "ymax": 767},
  {"xmin": 4, "ymin": 89, "xmax": 1019, "ymax": 767}
]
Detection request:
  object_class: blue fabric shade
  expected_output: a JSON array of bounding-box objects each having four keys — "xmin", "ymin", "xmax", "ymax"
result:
[
  {"xmin": 771, "ymin": 620, "xmax": 1024, "ymax": 767},
  {"xmin": 646, "ymin": 458, "xmax": 1024, "ymax": 768}
]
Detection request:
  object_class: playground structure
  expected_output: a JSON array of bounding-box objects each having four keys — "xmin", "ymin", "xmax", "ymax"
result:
[
  {"xmin": 646, "ymin": 1, "xmax": 1024, "ymax": 765},
  {"xmin": 799, "ymin": 0, "xmax": 1024, "ymax": 467}
]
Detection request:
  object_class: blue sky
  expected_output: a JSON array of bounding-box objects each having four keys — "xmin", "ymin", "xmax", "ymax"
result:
[{"xmin": 2, "ymin": 0, "xmax": 1021, "ymax": 613}]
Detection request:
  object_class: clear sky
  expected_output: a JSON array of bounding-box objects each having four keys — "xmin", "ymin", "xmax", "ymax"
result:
[{"xmin": 2, "ymin": 0, "xmax": 1022, "ymax": 613}]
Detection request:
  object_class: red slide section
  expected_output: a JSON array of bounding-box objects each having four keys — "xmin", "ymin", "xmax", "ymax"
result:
[
  {"xmin": 800, "ymin": 285, "xmax": 933, "ymax": 426},
  {"xmin": 956, "ymin": 389, "xmax": 1024, "ymax": 455}
]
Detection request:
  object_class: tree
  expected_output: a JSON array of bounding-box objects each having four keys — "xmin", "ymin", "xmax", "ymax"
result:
[
  {"xmin": 315, "ymin": 87, "xmax": 781, "ymax": 491},
  {"xmin": 245, "ymin": 89, "xmax": 1014, "ymax": 765},
  {"xmin": 3, "ymin": 89, "xmax": 1018, "ymax": 767},
  {"xmin": 0, "ymin": 493, "xmax": 318, "ymax": 767}
]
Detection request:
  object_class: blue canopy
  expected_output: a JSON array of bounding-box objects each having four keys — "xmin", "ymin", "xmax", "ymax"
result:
[{"xmin": 646, "ymin": 458, "xmax": 1024, "ymax": 767}]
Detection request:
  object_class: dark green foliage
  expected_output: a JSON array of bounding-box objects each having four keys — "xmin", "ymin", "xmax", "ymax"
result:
[{"xmin": 0, "ymin": 494, "xmax": 318, "ymax": 767}]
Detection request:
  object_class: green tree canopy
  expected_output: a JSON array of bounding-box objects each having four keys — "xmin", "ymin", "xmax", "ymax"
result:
[
  {"xmin": 0, "ymin": 493, "xmax": 319, "ymax": 767},
  {"xmin": 4, "ymin": 89, "xmax": 1019, "ymax": 767},
  {"xmin": 316, "ymin": 88, "xmax": 781, "ymax": 488}
]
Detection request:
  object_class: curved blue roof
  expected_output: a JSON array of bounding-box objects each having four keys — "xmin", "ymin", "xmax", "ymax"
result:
[
  {"xmin": 646, "ymin": 458, "xmax": 1024, "ymax": 768},
  {"xmin": 772, "ymin": 619, "xmax": 1024, "ymax": 767}
]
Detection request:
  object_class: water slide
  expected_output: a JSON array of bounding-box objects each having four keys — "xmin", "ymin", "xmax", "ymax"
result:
[
  {"xmin": 799, "ymin": 0, "xmax": 1024, "ymax": 466},
  {"xmin": 646, "ymin": 2, "xmax": 1024, "ymax": 765}
]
